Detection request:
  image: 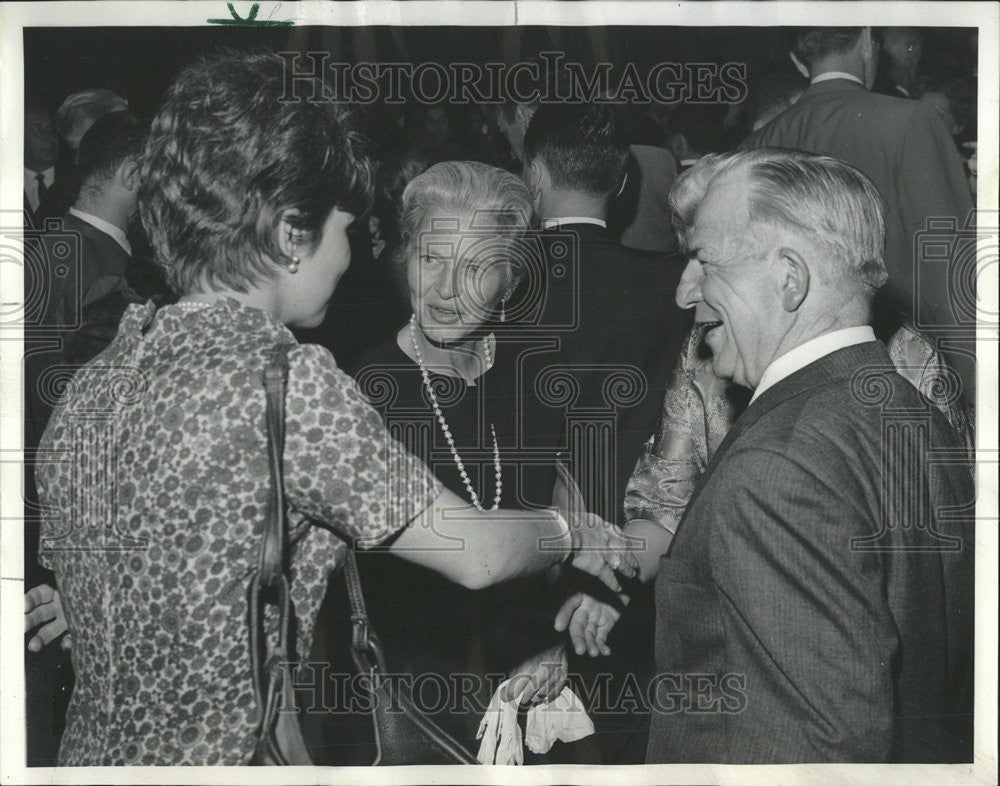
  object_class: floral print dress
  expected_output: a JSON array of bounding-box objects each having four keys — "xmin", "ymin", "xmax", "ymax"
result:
[{"xmin": 35, "ymin": 298, "xmax": 441, "ymax": 765}]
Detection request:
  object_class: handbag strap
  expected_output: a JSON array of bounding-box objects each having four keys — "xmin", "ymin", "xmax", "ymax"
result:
[
  {"xmin": 249, "ymin": 343, "xmax": 310, "ymax": 765},
  {"xmin": 344, "ymin": 548, "xmax": 388, "ymax": 674},
  {"xmin": 259, "ymin": 343, "xmax": 295, "ymax": 587}
]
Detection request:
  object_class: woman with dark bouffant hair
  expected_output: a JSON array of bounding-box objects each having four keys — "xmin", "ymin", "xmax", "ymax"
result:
[{"xmin": 31, "ymin": 49, "xmax": 631, "ymax": 765}]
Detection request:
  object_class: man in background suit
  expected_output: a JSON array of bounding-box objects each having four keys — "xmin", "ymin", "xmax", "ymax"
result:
[
  {"xmin": 62, "ymin": 110, "xmax": 146, "ymax": 310},
  {"xmin": 24, "ymin": 107, "xmax": 60, "ymax": 227},
  {"xmin": 645, "ymin": 149, "xmax": 973, "ymax": 763},
  {"xmin": 26, "ymin": 109, "xmax": 147, "ymax": 453},
  {"xmin": 494, "ymin": 63, "xmax": 679, "ymax": 255},
  {"xmin": 741, "ymin": 27, "xmax": 975, "ymax": 405},
  {"xmin": 519, "ymin": 102, "xmax": 689, "ymax": 528},
  {"xmin": 513, "ymin": 102, "xmax": 688, "ymax": 763}
]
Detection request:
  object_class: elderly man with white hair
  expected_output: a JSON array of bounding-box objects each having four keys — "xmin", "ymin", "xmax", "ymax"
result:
[{"xmin": 629, "ymin": 149, "xmax": 974, "ymax": 763}]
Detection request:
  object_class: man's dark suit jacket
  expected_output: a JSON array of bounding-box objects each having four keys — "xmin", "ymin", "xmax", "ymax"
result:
[
  {"xmin": 516, "ymin": 222, "xmax": 689, "ymax": 524},
  {"xmin": 646, "ymin": 341, "xmax": 974, "ymax": 763},
  {"xmin": 741, "ymin": 80, "xmax": 976, "ymax": 399},
  {"xmin": 25, "ymin": 167, "xmax": 78, "ymax": 229},
  {"xmin": 63, "ymin": 211, "xmax": 133, "ymax": 309},
  {"xmin": 24, "ymin": 211, "xmax": 134, "ymax": 446}
]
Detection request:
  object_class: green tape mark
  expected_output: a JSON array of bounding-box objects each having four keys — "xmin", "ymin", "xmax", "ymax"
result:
[{"xmin": 207, "ymin": 3, "xmax": 295, "ymax": 27}]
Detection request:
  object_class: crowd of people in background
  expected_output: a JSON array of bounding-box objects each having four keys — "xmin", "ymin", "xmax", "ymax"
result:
[
  {"xmin": 22, "ymin": 27, "xmax": 979, "ymax": 381},
  {"xmin": 21, "ymin": 26, "xmax": 977, "ymax": 768}
]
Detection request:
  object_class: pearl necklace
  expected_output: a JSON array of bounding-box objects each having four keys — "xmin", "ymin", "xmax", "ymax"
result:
[
  {"xmin": 172, "ymin": 300, "xmax": 213, "ymax": 312},
  {"xmin": 409, "ymin": 314, "xmax": 502, "ymax": 511}
]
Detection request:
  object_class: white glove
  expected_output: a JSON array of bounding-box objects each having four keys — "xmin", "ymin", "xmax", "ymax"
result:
[{"xmin": 476, "ymin": 678, "xmax": 524, "ymax": 765}]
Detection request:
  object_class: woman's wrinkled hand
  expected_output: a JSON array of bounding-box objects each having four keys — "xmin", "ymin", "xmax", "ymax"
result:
[
  {"xmin": 569, "ymin": 511, "xmax": 639, "ymax": 592},
  {"xmin": 501, "ymin": 644, "xmax": 569, "ymax": 706},
  {"xmin": 554, "ymin": 592, "xmax": 627, "ymax": 657},
  {"xmin": 25, "ymin": 584, "xmax": 71, "ymax": 652}
]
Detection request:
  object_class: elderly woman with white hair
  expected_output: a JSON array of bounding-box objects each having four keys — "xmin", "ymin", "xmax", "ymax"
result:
[{"xmin": 351, "ymin": 160, "xmax": 590, "ymax": 753}]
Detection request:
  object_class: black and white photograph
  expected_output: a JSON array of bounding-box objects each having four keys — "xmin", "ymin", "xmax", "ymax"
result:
[{"xmin": 1, "ymin": 2, "xmax": 996, "ymax": 784}]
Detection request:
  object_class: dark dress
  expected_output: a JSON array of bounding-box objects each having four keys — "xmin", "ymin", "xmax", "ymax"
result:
[{"xmin": 349, "ymin": 331, "xmax": 563, "ymax": 751}]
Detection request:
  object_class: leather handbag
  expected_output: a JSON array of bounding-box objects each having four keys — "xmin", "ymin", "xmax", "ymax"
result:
[
  {"xmin": 342, "ymin": 547, "xmax": 478, "ymax": 765},
  {"xmin": 248, "ymin": 344, "xmax": 477, "ymax": 766}
]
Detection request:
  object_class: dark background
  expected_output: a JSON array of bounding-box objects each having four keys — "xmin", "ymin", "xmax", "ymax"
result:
[{"xmin": 25, "ymin": 25, "xmax": 977, "ymax": 116}]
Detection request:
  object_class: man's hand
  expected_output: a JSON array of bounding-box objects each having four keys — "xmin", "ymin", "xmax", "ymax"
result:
[
  {"xmin": 555, "ymin": 592, "xmax": 627, "ymax": 657},
  {"xmin": 569, "ymin": 511, "xmax": 639, "ymax": 592},
  {"xmin": 501, "ymin": 644, "xmax": 568, "ymax": 706},
  {"xmin": 25, "ymin": 584, "xmax": 71, "ymax": 652}
]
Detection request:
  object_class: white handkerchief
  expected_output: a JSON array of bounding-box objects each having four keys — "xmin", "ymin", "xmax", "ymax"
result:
[
  {"xmin": 476, "ymin": 679, "xmax": 595, "ymax": 764},
  {"xmin": 524, "ymin": 686, "xmax": 595, "ymax": 754}
]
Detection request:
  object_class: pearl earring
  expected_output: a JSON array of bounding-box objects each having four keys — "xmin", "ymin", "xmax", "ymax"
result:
[
  {"xmin": 499, "ymin": 297, "xmax": 507, "ymax": 323},
  {"xmin": 288, "ymin": 255, "xmax": 300, "ymax": 274}
]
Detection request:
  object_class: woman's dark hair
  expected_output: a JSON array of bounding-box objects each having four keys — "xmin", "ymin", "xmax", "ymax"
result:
[{"xmin": 139, "ymin": 49, "xmax": 373, "ymax": 294}]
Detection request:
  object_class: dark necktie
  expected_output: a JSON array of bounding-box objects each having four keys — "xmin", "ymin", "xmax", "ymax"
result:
[{"xmin": 35, "ymin": 172, "xmax": 48, "ymax": 208}]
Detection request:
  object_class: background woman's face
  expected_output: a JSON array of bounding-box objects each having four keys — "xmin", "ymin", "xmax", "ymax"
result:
[{"xmin": 407, "ymin": 210, "xmax": 510, "ymax": 344}]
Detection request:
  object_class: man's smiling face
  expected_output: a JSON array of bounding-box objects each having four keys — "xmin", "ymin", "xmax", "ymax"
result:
[{"xmin": 675, "ymin": 170, "xmax": 780, "ymax": 389}]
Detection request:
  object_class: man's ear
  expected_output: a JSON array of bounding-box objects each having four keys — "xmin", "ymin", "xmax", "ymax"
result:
[
  {"xmin": 789, "ymin": 50, "xmax": 809, "ymax": 80},
  {"xmin": 119, "ymin": 159, "xmax": 141, "ymax": 192},
  {"xmin": 777, "ymin": 247, "xmax": 810, "ymax": 312},
  {"xmin": 527, "ymin": 159, "xmax": 546, "ymax": 193},
  {"xmin": 526, "ymin": 159, "xmax": 546, "ymax": 216}
]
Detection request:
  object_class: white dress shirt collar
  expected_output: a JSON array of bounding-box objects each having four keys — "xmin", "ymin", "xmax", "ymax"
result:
[
  {"xmin": 810, "ymin": 71, "xmax": 865, "ymax": 86},
  {"xmin": 751, "ymin": 326, "xmax": 877, "ymax": 403},
  {"xmin": 24, "ymin": 166, "xmax": 55, "ymax": 212},
  {"xmin": 69, "ymin": 207, "xmax": 132, "ymax": 256},
  {"xmin": 542, "ymin": 217, "xmax": 607, "ymax": 230}
]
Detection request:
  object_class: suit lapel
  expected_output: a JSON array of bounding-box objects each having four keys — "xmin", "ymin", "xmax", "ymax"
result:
[{"xmin": 670, "ymin": 341, "xmax": 890, "ymax": 550}]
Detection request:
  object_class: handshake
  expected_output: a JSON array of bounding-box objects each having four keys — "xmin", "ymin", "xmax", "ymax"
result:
[
  {"xmin": 551, "ymin": 461, "xmax": 639, "ymax": 656},
  {"xmin": 564, "ymin": 508, "xmax": 638, "ymax": 592},
  {"xmin": 500, "ymin": 469, "xmax": 640, "ymax": 706}
]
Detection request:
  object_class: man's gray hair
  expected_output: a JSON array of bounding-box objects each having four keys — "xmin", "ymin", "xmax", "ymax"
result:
[{"xmin": 669, "ymin": 149, "xmax": 888, "ymax": 292}]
